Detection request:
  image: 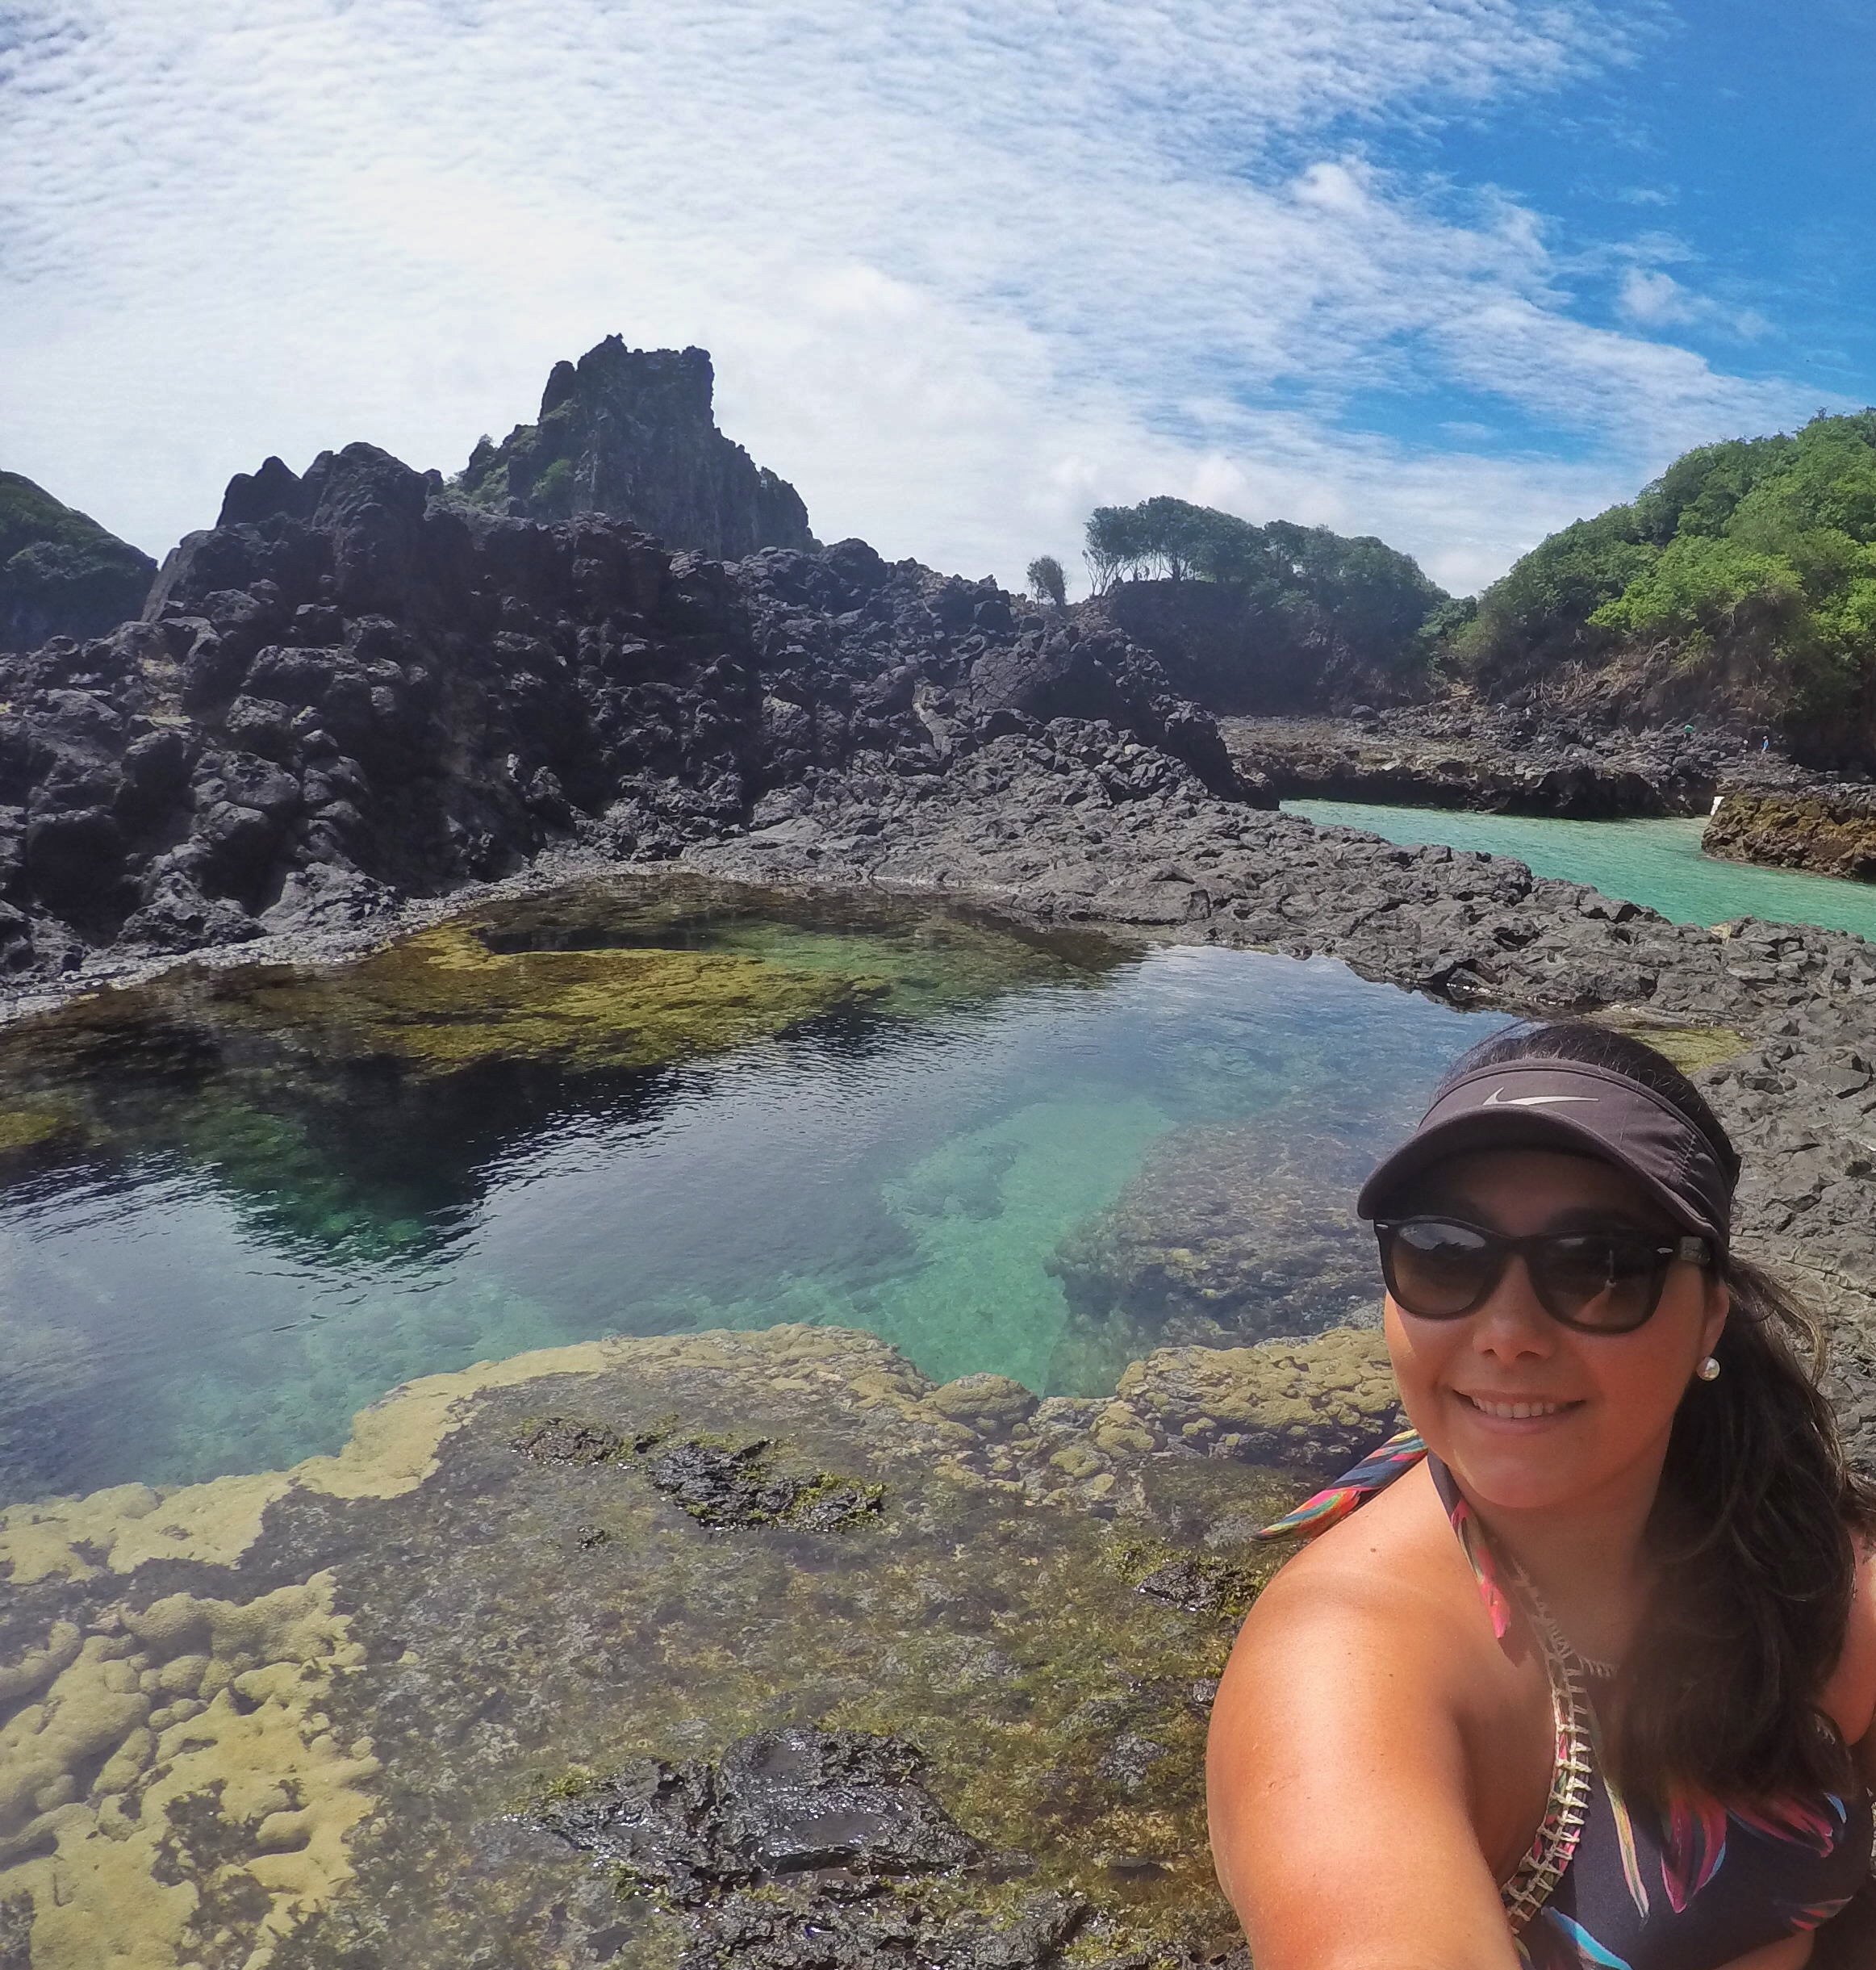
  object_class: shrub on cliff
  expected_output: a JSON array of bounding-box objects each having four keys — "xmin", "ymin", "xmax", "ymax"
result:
[{"xmin": 1454, "ymin": 412, "xmax": 1876, "ymax": 730}]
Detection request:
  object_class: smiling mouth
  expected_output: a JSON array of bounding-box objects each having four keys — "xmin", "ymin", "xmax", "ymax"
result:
[{"xmin": 1459, "ymin": 1393, "xmax": 1580, "ymax": 1420}]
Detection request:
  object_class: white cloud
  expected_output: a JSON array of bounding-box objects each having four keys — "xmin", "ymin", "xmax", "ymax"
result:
[
  {"xmin": 0, "ymin": 0, "xmax": 1824, "ymax": 601},
  {"xmin": 1619, "ymin": 267, "xmax": 1701, "ymax": 327}
]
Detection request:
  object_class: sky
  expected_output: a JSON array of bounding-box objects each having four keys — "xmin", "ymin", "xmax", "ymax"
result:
[{"xmin": 3, "ymin": 2, "xmax": 1874, "ymax": 599}]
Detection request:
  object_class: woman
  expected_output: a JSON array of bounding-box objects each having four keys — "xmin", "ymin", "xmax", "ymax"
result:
[{"xmin": 1206, "ymin": 1020, "xmax": 1876, "ymax": 1969}]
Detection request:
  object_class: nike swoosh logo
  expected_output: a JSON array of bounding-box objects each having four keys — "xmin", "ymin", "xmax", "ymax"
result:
[{"xmin": 1481, "ymin": 1089, "xmax": 1599, "ymax": 1107}]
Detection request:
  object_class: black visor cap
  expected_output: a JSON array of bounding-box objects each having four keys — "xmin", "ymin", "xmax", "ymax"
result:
[{"xmin": 1356, "ymin": 1060, "xmax": 1732, "ymax": 1257}]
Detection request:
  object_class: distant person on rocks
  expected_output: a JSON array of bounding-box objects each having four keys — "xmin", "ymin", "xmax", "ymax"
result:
[{"xmin": 1207, "ymin": 1020, "xmax": 1876, "ymax": 1969}]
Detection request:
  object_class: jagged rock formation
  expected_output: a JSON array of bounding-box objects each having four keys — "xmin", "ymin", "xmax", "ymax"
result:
[
  {"xmin": 0, "ymin": 470, "xmax": 155, "ymax": 653},
  {"xmin": 0, "ymin": 441, "xmax": 1243, "ymax": 977},
  {"xmin": 453, "ymin": 337, "xmax": 816, "ymax": 558}
]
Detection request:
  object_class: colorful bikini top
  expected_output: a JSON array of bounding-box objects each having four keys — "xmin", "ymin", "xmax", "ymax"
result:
[{"xmin": 1257, "ymin": 1428, "xmax": 1873, "ymax": 1970}]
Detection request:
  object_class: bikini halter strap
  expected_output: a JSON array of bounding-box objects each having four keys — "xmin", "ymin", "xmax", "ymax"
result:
[{"xmin": 1253, "ymin": 1426, "xmax": 1515, "ymax": 1641}]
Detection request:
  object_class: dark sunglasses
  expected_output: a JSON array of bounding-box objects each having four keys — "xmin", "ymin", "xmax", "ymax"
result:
[{"xmin": 1375, "ymin": 1216, "xmax": 1712, "ymax": 1334}]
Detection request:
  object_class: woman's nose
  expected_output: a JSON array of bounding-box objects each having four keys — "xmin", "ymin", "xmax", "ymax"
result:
[{"xmin": 1469, "ymin": 1256, "xmax": 1555, "ymax": 1357}]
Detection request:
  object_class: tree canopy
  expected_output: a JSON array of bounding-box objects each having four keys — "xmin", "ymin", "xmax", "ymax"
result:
[
  {"xmin": 1455, "ymin": 411, "xmax": 1876, "ymax": 721},
  {"xmin": 1082, "ymin": 495, "xmax": 1448, "ymax": 679}
]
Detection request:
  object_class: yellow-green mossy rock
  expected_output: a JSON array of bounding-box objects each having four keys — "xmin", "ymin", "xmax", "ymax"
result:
[
  {"xmin": 1117, "ymin": 1324, "xmax": 1401, "ymax": 1470},
  {"xmin": 0, "ymin": 1324, "xmax": 1335, "ymax": 1969},
  {"xmin": 0, "ymin": 1106, "xmax": 77, "ymax": 1156},
  {"xmin": 1590, "ymin": 1012, "xmax": 1749, "ymax": 1077},
  {"xmin": 219, "ymin": 922, "xmax": 872, "ymax": 1076}
]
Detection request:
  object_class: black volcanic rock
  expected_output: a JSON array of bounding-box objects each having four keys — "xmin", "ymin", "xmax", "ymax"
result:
[
  {"xmin": 453, "ymin": 337, "xmax": 817, "ymax": 559},
  {"xmin": 0, "ymin": 442, "xmax": 1245, "ymax": 976},
  {"xmin": 0, "ymin": 471, "xmax": 156, "ymax": 652}
]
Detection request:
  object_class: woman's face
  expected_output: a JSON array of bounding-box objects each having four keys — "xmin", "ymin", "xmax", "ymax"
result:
[{"xmin": 1382, "ymin": 1147, "xmax": 1729, "ymax": 1514}]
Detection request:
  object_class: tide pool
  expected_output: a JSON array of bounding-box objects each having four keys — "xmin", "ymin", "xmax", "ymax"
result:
[
  {"xmin": 1286, "ymin": 801, "xmax": 1876, "ymax": 941},
  {"xmin": 0, "ymin": 881, "xmax": 1505, "ymax": 1504}
]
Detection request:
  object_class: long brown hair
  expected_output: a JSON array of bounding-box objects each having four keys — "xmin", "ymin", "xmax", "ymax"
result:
[{"xmin": 1439, "ymin": 1019, "xmax": 1876, "ymax": 1806}]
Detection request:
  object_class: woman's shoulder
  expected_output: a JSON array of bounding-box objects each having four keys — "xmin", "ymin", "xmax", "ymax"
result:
[{"xmin": 1225, "ymin": 1459, "xmax": 1498, "ymax": 1705}]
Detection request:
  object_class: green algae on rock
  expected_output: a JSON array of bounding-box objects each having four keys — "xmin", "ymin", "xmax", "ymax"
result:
[
  {"xmin": 215, "ymin": 922, "xmax": 871, "ymax": 1077},
  {"xmin": 0, "ymin": 1323, "xmax": 1350, "ymax": 1969},
  {"xmin": 0, "ymin": 875, "xmax": 1120, "ymax": 1296},
  {"xmin": 1590, "ymin": 1014, "xmax": 1750, "ymax": 1077}
]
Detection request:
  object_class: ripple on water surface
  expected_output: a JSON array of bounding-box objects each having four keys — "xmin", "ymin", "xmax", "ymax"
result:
[
  {"xmin": 1287, "ymin": 800, "xmax": 1876, "ymax": 941},
  {"xmin": 0, "ymin": 876, "xmax": 1510, "ymax": 1504}
]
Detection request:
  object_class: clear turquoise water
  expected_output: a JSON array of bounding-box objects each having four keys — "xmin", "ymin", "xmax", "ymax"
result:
[
  {"xmin": 1286, "ymin": 801, "xmax": 1876, "ymax": 941},
  {"xmin": 0, "ymin": 891, "xmax": 1503, "ymax": 1503}
]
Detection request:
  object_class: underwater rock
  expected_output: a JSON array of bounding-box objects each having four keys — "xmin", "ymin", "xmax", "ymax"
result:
[
  {"xmin": 642, "ymin": 1437, "xmax": 885, "ymax": 1532},
  {"xmin": 0, "ymin": 1324, "xmax": 1316, "ymax": 1968},
  {"xmin": 1050, "ymin": 1119, "xmax": 1383, "ymax": 1349},
  {"xmin": 0, "ymin": 1313, "xmax": 100, "ymax": 1499},
  {"xmin": 511, "ymin": 1416, "xmax": 630, "ymax": 1464},
  {"xmin": 0, "ymin": 1572, "xmax": 377, "ymax": 1968}
]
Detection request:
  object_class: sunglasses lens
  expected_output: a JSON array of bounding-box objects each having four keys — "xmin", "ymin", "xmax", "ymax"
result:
[
  {"xmin": 1384, "ymin": 1219, "xmax": 1496, "ymax": 1318},
  {"xmin": 1533, "ymin": 1234, "xmax": 1665, "ymax": 1332}
]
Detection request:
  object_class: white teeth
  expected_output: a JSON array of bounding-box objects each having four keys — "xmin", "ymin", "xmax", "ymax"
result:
[{"xmin": 1466, "ymin": 1396, "xmax": 1565, "ymax": 1420}]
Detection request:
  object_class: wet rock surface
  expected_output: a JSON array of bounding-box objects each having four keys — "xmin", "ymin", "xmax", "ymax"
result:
[
  {"xmin": 0, "ymin": 1324, "xmax": 1301, "ymax": 1969},
  {"xmin": 567, "ymin": 1726, "xmax": 980, "ymax": 1884},
  {"xmin": 1049, "ymin": 1119, "xmax": 1384, "ymax": 1352}
]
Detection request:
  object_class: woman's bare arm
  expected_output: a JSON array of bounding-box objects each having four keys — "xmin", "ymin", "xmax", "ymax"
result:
[
  {"xmin": 1811, "ymin": 1541, "xmax": 1876, "ymax": 1968},
  {"xmin": 1206, "ymin": 1564, "xmax": 1523, "ymax": 1970}
]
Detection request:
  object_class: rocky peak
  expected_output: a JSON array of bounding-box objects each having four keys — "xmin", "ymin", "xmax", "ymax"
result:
[
  {"xmin": 0, "ymin": 470, "xmax": 156, "ymax": 652},
  {"xmin": 453, "ymin": 337, "xmax": 817, "ymax": 561}
]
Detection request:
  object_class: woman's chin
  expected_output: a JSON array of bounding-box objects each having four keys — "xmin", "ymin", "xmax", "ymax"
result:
[{"xmin": 1437, "ymin": 1400, "xmax": 1602, "ymax": 1511}]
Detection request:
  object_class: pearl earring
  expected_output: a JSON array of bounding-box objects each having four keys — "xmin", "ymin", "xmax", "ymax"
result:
[{"xmin": 1696, "ymin": 1356, "xmax": 1722, "ymax": 1382}]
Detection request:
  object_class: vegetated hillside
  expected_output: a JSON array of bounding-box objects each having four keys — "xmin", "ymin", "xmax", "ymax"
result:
[
  {"xmin": 453, "ymin": 337, "xmax": 816, "ymax": 561},
  {"xmin": 1076, "ymin": 496, "xmax": 1453, "ymax": 712},
  {"xmin": 1454, "ymin": 412, "xmax": 1876, "ymax": 759},
  {"xmin": 0, "ymin": 471, "xmax": 156, "ymax": 652}
]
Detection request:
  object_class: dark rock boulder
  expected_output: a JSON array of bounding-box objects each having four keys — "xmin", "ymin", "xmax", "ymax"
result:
[
  {"xmin": 453, "ymin": 337, "xmax": 817, "ymax": 560},
  {"xmin": 0, "ymin": 470, "xmax": 156, "ymax": 652}
]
